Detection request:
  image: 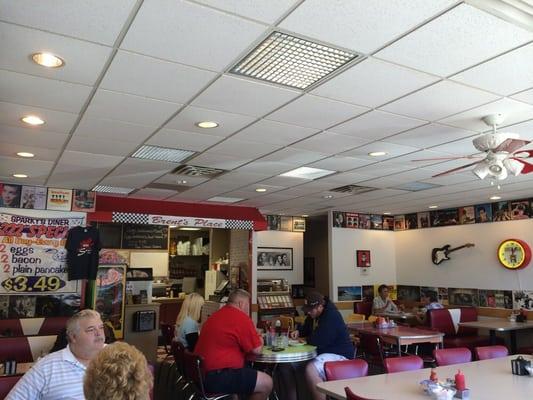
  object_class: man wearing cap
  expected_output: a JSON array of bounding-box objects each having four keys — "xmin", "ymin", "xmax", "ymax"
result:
[{"xmin": 291, "ymin": 292, "xmax": 354, "ymax": 400}]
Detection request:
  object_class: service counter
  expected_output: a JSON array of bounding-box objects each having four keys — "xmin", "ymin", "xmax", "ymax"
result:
[{"xmin": 152, "ymin": 298, "xmax": 184, "ymax": 326}]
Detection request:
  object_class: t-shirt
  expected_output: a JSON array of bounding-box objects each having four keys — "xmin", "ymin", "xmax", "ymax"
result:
[
  {"xmin": 175, "ymin": 316, "xmax": 199, "ymax": 349},
  {"xmin": 372, "ymin": 296, "xmax": 398, "ymax": 313},
  {"xmin": 194, "ymin": 305, "xmax": 261, "ymax": 372},
  {"xmin": 65, "ymin": 226, "xmax": 102, "ymax": 280}
]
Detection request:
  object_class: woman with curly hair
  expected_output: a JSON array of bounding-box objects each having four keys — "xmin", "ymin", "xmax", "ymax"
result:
[
  {"xmin": 175, "ymin": 292, "xmax": 204, "ymax": 351},
  {"xmin": 84, "ymin": 342, "xmax": 153, "ymax": 400}
]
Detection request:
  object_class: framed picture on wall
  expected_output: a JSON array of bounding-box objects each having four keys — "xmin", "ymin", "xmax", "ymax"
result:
[
  {"xmin": 356, "ymin": 250, "xmax": 371, "ymax": 268},
  {"xmin": 257, "ymin": 247, "xmax": 293, "ymax": 270}
]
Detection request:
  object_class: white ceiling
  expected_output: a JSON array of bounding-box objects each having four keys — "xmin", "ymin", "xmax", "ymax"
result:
[{"xmin": 1, "ymin": 0, "xmax": 533, "ymax": 216}]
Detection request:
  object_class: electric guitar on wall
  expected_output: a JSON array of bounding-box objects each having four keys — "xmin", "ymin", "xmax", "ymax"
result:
[{"xmin": 431, "ymin": 243, "xmax": 475, "ymax": 265}]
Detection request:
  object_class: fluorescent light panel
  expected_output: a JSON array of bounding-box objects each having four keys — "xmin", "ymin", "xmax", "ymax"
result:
[
  {"xmin": 93, "ymin": 185, "xmax": 135, "ymax": 194},
  {"xmin": 132, "ymin": 145, "xmax": 195, "ymax": 163},
  {"xmin": 280, "ymin": 167, "xmax": 336, "ymax": 179},
  {"xmin": 230, "ymin": 31, "xmax": 359, "ymax": 89},
  {"xmin": 207, "ymin": 196, "xmax": 244, "ymax": 203}
]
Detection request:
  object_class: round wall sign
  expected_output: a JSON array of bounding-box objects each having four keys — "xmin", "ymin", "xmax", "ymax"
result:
[{"xmin": 497, "ymin": 239, "xmax": 531, "ymax": 270}]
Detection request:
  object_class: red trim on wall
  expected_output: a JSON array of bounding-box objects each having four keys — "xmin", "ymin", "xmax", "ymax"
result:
[{"xmin": 88, "ymin": 194, "xmax": 267, "ymax": 230}]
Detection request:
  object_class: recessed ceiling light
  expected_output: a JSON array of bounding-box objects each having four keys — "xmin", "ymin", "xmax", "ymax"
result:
[
  {"xmin": 196, "ymin": 121, "xmax": 219, "ymax": 129},
  {"xmin": 302, "ymin": 214, "xmax": 309, "ymax": 218},
  {"xmin": 17, "ymin": 152, "xmax": 34, "ymax": 158},
  {"xmin": 368, "ymin": 151, "xmax": 388, "ymax": 157},
  {"xmin": 207, "ymin": 196, "xmax": 244, "ymax": 203},
  {"xmin": 490, "ymin": 195, "xmax": 501, "ymax": 200},
  {"xmin": 131, "ymin": 145, "xmax": 195, "ymax": 163},
  {"xmin": 21, "ymin": 115, "xmax": 45, "ymax": 125},
  {"xmin": 177, "ymin": 180, "xmax": 188, "ymax": 184},
  {"xmin": 13, "ymin": 173, "xmax": 28, "ymax": 178},
  {"xmin": 179, "ymin": 227, "xmax": 202, "ymax": 231},
  {"xmin": 428, "ymin": 205, "xmax": 438, "ymax": 209},
  {"xmin": 93, "ymin": 185, "xmax": 135, "ymax": 194},
  {"xmin": 255, "ymin": 188, "xmax": 267, "ymax": 193},
  {"xmin": 383, "ymin": 212, "xmax": 392, "ymax": 215},
  {"xmin": 280, "ymin": 167, "xmax": 336, "ymax": 180},
  {"xmin": 32, "ymin": 52, "xmax": 64, "ymax": 68},
  {"xmin": 323, "ymin": 195, "xmax": 333, "ymax": 199}
]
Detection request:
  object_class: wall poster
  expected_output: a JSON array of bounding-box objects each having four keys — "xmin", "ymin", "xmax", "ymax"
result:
[{"xmin": 92, "ymin": 264, "xmax": 126, "ymax": 339}]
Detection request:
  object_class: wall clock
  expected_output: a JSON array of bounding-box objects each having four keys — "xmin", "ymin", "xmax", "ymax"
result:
[{"xmin": 497, "ymin": 239, "xmax": 531, "ymax": 270}]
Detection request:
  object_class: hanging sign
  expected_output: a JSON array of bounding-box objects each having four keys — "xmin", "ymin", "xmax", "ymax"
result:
[{"xmin": 0, "ymin": 212, "xmax": 82, "ymax": 294}]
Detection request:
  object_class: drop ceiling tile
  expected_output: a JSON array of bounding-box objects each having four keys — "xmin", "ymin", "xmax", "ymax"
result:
[
  {"xmin": 342, "ymin": 141, "xmax": 420, "ymax": 161},
  {"xmin": 0, "ymin": 0, "xmax": 137, "ymax": 45},
  {"xmin": 47, "ymin": 166, "xmax": 115, "ymax": 189},
  {"xmin": 237, "ymin": 183, "xmax": 286, "ymax": 194},
  {"xmin": 427, "ymin": 136, "xmax": 482, "ymax": 156},
  {"xmin": 0, "ymin": 70, "xmax": 91, "ymax": 113},
  {"xmin": 421, "ymin": 171, "xmax": 477, "ymax": 185},
  {"xmin": 237, "ymin": 160, "xmax": 294, "ymax": 175},
  {"xmin": 0, "ymin": 101, "xmax": 77, "ymax": 134},
  {"xmin": 381, "ymin": 80, "xmax": 499, "ymax": 121},
  {"xmin": 307, "ymin": 156, "xmax": 371, "ymax": 172},
  {"xmin": 279, "ymin": 0, "xmax": 456, "ymax": 53},
  {"xmin": 236, "ymin": 193, "xmax": 296, "ymax": 206},
  {"xmin": 376, "ymin": 4, "xmax": 533, "ymax": 76},
  {"xmin": 312, "ymin": 58, "xmax": 439, "ymax": 107},
  {"xmin": 193, "ymin": 0, "xmax": 298, "ymax": 24},
  {"xmin": 0, "ymin": 22, "xmax": 112, "ymax": 85},
  {"xmin": 217, "ymin": 171, "xmax": 270, "ymax": 185},
  {"xmin": 439, "ymin": 98, "xmax": 533, "ymax": 132},
  {"xmin": 259, "ymin": 147, "xmax": 328, "ymax": 165},
  {"xmin": 266, "ymin": 95, "xmax": 368, "ymax": 130},
  {"xmin": 121, "ymin": 0, "xmax": 267, "ymax": 71},
  {"xmin": 387, "ymin": 123, "xmax": 476, "ymax": 148},
  {"xmin": 355, "ymin": 176, "xmax": 400, "ymax": 189},
  {"xmin": 101, "ymin": 51, "xmax": 216, "ymax": 103},
  {"xmin": 85, "ymin": 89, "xmax": 180, "ymax": 126},
  {"xmin": 57, "ymin": 151, "xmax": 124, "ymax": 169},
  {"xmin": 291, "ymin": 132, "xmax": 369, "ymax": 155},
  {"xmin": 232, "ymin": 120, "xmax": 318, "ymax": 145},
  {"xmin": 0, "ymin": 175, "xmax": 47, "ymax": 186},
  {"xmin": 207, "ymin": 138, "xmax": 281, "ymax": 158},
  {"xmin": 74, "ymin": 116, "xmax": 155, "ymax": 142},
  {"xmin": 255, "ymin": 175, "xmax": 306, "ymax": 187},
  {"xmin": 147, "ymin": 128, "xmax": 221, "ymax": 152},
  {"xmin": 317, "ymin": 171, "xmax": 374, "ymax": 185},
  {"xmin": 165, "ymin": 106, "xmax": 256, "ymax": 138},
  {"xmin": 0, "ymin": 155, "xmax": 54, "ymax": 180},
  {"xmin": 331, "ymin": 110, "xmax": 426, "ymax": 140},
  {"xmin": 188, "ymin": 152, "xmax": 252, "ymax": 170},
  {"xmin": 155, "ymin": 174, "xmax": 209, "ymax": 186},
  {"xmin": 0, "ymin": 142, "xmax": 60, "ymax": 161},
  {"xmin": 504, "ymin": 119, "xmax": 533, "ymax": 141},
  {"xmin": 66, "ymin": 136, "xmax": 139, "ymax": 156},
  {"xmin": 100, "ymin": 171, "xmax": 167, "ymax": 188},
  {"xmin": 349, "ymin": 160, "xmax": 412, "ymax": 177},
  {"xmin": 0, "ymin": 124, "xmax": 69, "ymax": 149},
  {"xmin": 220, "ymin": 190, "xmax": 263, "ymax": 200},
  {"xmin": 192, "ymin": 75, "xmax": 300, "ymax": 117},
  {"xmin": 511, "ymin": 88, "xmax": 533, "ymax": 106},
  {"xmin": 128, "ymin": 188, "xmax": 176, "ymax": 200},
  {"xmin": 451, "ymin": 43, "xmax": 533, "ymax": 96},
  {"xmin": 112, "ymin": 158, "xmax": 177, "ymax": 175}
]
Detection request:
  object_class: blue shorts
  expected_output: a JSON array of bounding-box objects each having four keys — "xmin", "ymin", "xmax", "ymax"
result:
[{"xmin": 205, "ymin": 367, "xmax": 258, "ymax": 394}]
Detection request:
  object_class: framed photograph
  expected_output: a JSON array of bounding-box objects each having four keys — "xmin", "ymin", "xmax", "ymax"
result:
[
  {"xmin": 291, "ymin": 284, "xmax": 305, "ymax": 299},
  {"xmin": 394, "ymin": 215, "xmax": 405, "ymax": 230},
  {"xmin": 267, "ymin": 215, "xmax": 281, "ymax": 230},
  {"xmin": 72, "ymin": 189, "xmax": 96, "ymax": 212},
  {"xmin": 382, "ymin": 216, "xmax": 394, "ymax": 230},
  {"xmin": 492, "ymin": 201, "xmax": 511, "ymax": 222},
  {"xmin": 356, "ymin": 250, "xmax": 371, "ymax": 268},
  {"xmin": 475, "ymin": 203, "xmax": 492, "ymax": 223},
  {"xmin": 345, "ymin": 212, "xmax": 358, "ymax": 228},
  {"xmin": 358, "ymin": 214, "xmax": 370, "ymax": 229},
  {"xmin": 280, "ymin": 216, "xmax": 293, "ymax": 231},
  {"xmin": 20, "ymin": 186, "xmax": 47, "ymax": 209},
  {"xmin": 46, "ymin": 188, "xmax": 72, "ymax": 211},
  {"xmin": 292, "ymin": 217, "xmax": 306, "ymax": 232},
  {"xmin": 458, "ymin": 206, "xmax": 475, "ymax": 224},
  {"xmin": 338, "ymin": 286, "xmax": 362, "ymax": 302},
  {"xmin": 510, "ymin": 199, "xmax": 530, "ymax": 220},
  {"xmin": 0, "ymin": 183, "xmax": 21, "ymax": 208},
  {"xmin": 405, "ymin": 213, "xmax": 418, "ymax": 229},
  {"xmin": 370, "ymin": 214, "xmax": 382, "ymax": 230},
  {"xmin": 257, "ymin": 247, "xmax": 293, "ymax": 270},
  {"xmin": 417, "ymin": 212, "xmax": 430, "ymax": 228},
  {"xmin": 332, "ymin": 211, "xmax": 346, "ymax": 227}
]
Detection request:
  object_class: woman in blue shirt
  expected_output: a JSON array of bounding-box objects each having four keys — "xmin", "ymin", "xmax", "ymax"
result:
[{"xmin": 175, "ymin": 292, "xmax": 204, "ymax": 351}]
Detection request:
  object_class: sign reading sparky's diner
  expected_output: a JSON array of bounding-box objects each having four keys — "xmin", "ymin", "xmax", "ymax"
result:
[{"xmin": 0, "ymin": 212, "xmax": 82, "ymax": 294}]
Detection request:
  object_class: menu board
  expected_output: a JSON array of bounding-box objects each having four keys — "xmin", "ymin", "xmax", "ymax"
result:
[
  {"xmin": 98, "ymin": 222, "xmax": 122, "ymax": 249},
  {"xmin": 121, "ymin": 224, "xmax": 168, "ymax": 250}
]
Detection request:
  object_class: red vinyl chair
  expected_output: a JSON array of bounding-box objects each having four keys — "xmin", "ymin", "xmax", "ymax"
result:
[
  {"xmin": 434, "ymin": 347, "xmax": 472, "ymax": 366},
  {"xmin": 345, "ymin": 386, "xmax": 381, "ymax": 400},
  {"xmin": 384, "ymin": 355, "xmax": 424, "ymax": 373},
  {"xmin": 355, "ymin": 302, "xmax": 373, "ymax": 319},
  {"xmin": 324, "ymin": 359, "xmax": 369, "ymax": 381},
  {"xmin": 474, "ymin": 345, "xmax": 508, "ymax": 360},
  {"xmin": 183, "ymin": 351, "xmax": 233, "ymax": 400}
]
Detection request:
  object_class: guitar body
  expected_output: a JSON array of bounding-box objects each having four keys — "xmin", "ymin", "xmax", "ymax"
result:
[{"xmin": 432, "ymin": 245, "xmax": 451, "ymax": 265}]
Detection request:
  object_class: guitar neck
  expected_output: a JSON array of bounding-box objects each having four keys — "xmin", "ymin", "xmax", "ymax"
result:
[{"xmin": 448, "ymin": 244, "xmax": 472, "ymax": 253}]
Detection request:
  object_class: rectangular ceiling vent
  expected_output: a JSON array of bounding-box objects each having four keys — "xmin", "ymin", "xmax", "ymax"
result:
[
  {"xmin": 171, "ymin": 165, "xmax": 225, "ymax": 177},
  {"xmin": 391, "ymin": 181, "xmax": 442, "ymax": 192},
  {"xmin": 329, "ymin": 185, "xmax": 378, "ymax": 195},
  {"xmin": 146, "ymin": 182, "xmax": 190, "ymax": 192},
  {"xmin": 230, "ymin": 31, "xmax": 360, "ymax": 90}
]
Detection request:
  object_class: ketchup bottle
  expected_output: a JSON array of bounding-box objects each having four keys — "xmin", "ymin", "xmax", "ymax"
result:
[{"xmin": 455, "ymin": 370, "xmax": 466, "ymax": 391}]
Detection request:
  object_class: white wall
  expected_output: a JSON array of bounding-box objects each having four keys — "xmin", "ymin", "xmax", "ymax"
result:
[
  {"xmin": 396, "ymin": 219, "xmax": 533, "ymax": 290},
  {"xmin": 330, "ymin": 224, "xmax": 396, "ymax": 302},
  {"xmin": 252, "ymin": 230, "xmax": 303, "ymax": 302}
]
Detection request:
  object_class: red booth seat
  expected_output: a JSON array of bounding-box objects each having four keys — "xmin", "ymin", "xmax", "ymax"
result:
[
  {"xmin": 427, "ymin": 307, "xmax": 503, "ymax": 350},
  {"xmin": 0, "ymin": 374, "xmax": 23, "ymax": 400}
]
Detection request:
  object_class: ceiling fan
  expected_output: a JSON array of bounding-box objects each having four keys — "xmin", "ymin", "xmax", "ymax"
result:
[{"xmin": 421, "ymin": 114, "xmax": 533, "ymax": 180}]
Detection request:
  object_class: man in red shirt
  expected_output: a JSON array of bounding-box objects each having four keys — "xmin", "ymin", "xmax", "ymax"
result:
[{"xmin": 195, "ymin": 289, "xmax": 272, "ymax": 399}]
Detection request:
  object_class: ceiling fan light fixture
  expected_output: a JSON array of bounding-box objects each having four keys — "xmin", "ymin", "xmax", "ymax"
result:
[
  {"xmin": 503, "ymin": 158, "xmax": 525, "ymax": 176},
  {"xmin": 473, "ymin": 162, "xmax": 490, "ymax": 180}
]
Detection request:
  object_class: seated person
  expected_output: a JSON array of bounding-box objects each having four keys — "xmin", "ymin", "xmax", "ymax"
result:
[
  {"xmin": 174, "ymin": 292, "xmax": 204, "ymax": 351},
  {"xmin": 6, "ymin": 309, "xmax": 105, "ymax": 400},
  {"xmin": 84, "ymin": 341, "xmax": 152, "ymax": 400},
  {"xmin": 195, "ymin": 289, "xmax": 272, "ymax": 400},
  {"xmin": 51, "ymin": 322, "xmax": 116, "ymax": 353},
  {"xmin": 372, "ymin": 284, "xmax": 399, "ymax": 314},
  {"xmin": 416, "ymin": 292, "xmax": 443, "ymax": 325},
  {"xmin": 291, "ymin": 292, "xmax": 354, "ymax": 400}
]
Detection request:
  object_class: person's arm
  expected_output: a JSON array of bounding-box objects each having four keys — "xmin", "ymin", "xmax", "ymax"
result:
[
  {"xmin": 6, "ymin": 362, "xmax": 46, "ymax": 400},
  {"xmin": 249, "ymin": 334, "xmax": 264, "ymax": 355},
  {"xmin": 185, "ymin": 332, "xmax": 199, "ymax": 351}
]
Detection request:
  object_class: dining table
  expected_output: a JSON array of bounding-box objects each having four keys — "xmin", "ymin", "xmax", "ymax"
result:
[{"xmin": 317, "ymin": 354, "xmax": 533, "ymax": 399}]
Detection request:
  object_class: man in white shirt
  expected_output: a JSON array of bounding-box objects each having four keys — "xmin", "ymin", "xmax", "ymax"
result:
[
  {"xmin": 7, "ymin": 309, "xmax": 106, "ymax": 400},
  {"xmin": 372, "ymin": 284, "xmax": 399, "ymax": 314}
]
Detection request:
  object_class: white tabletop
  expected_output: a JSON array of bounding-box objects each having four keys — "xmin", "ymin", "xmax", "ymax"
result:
[
  {"xmin": 458, "ymin": 318, "xmax": 533, "ymax": 331},
  {"xmin": 317, "ymin": 355, "xmax": 533, "ymax": 399}
]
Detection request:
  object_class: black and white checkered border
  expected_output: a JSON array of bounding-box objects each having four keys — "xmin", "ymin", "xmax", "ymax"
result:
[
  {"xmin": 226, "ymin": 219, "xmax": 253, "ymax": 230},
  {"xmin": 112, "ymin": 212, "xmax": 149, "ymax": 224}
]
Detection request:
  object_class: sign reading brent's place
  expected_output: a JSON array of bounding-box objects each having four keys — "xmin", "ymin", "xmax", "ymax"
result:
[
  {"xmin": 148, "ymin": 215, "xmax": 227, "ymax": 228},
  {"xmin": 0, "ymin": 212, "xmax": 82, "ymax": 294}
]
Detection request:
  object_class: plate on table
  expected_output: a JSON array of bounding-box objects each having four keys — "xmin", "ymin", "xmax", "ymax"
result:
[{"xmin": 288, "ymin": 340, "xmax": 306, "ymax": 347}]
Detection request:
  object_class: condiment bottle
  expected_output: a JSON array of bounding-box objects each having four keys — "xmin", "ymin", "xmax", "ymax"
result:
[
  {"xmin": 430, "ymin": 368, "xmax": 438, "ymax": 382},
  {"xmin": 455, "ymin": 370, "xmax": 466, "ymax": 391}
]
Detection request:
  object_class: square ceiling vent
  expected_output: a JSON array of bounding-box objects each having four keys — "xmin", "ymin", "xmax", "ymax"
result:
[
  {"xmin": 230, "ymin": 31, "xmax": 360, "ymax": 89},
  {"xmin": 171, "ymin": 165, "xmax": 226, "ymax": 177},
  {"xmin": 329, "ymin": 184, "xmax": 378, "ymax": 195}
]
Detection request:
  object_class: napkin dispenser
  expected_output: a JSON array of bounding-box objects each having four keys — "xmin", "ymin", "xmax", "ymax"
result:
[{"xmin": 511, "ymin": 356, "xmax": 531, "ymax": 376}]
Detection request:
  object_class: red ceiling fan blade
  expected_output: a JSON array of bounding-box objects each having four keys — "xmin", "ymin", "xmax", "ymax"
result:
[
  {"xmin": 493, "ymin": 138, "xmax": 531, "ymax": 153},
  {"xmin": 512, "ymin": 149, "xmax": 533, "ymax": 158},
  {"xmin": 511, "ymin": 158, "xmax": 533, "ymax": 174},
  {"xmin": 432, "ymin": 161, "xmax": 481, "ymax": 177}
]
